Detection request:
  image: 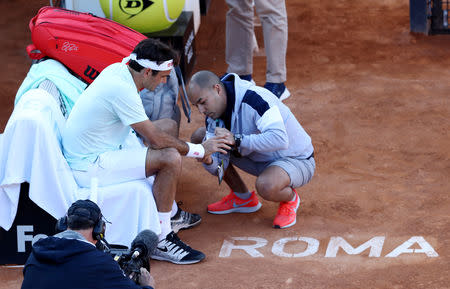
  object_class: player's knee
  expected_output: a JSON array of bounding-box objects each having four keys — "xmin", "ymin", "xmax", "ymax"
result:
[
  {"xmin": 160, "ymin": 147, "xmax": 182, "ymax": 169},
  {"xmin": 190, "ymin": 127, "xmax": 206, "ymax": 144}
]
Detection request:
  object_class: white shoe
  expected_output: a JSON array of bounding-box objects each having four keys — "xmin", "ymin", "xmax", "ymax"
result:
[{"xmin": 151, "ymin": 232, "xmax": 205, "ymax": 265}]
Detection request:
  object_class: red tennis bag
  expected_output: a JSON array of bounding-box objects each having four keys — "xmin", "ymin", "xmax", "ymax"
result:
[{"xmin": 27, "ymin": 6, "xmax": 147, "ymax": 84}]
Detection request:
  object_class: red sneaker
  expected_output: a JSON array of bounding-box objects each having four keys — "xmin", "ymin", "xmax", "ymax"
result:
[
  {"xmin": 207, "ymin": 190, "xmax": 262, "ymax": 214},
  {"xmin": 273, "ymin": 189, "xmax": 300, "ymax": 229}
]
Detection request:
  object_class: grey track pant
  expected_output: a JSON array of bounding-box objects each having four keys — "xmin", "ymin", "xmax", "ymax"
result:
[{"xmin": 225, "ymin": 0, "xmax": 288, "ymax": 83}]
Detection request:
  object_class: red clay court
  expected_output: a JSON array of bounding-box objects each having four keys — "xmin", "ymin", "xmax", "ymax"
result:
[{"xmin": 0, "ymin": 0, "xmax": 449, "ymax": 288}]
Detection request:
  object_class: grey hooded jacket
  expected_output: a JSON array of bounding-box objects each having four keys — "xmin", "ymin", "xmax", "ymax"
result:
[{"xmin": 140, "ymin": 68, "xmax": 180, "ymax": 123}]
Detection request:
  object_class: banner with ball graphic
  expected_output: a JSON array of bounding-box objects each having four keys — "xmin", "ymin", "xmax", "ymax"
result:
[{"xmin": 100, "ymin": 0, "xmax": 185, "ymax": 33}]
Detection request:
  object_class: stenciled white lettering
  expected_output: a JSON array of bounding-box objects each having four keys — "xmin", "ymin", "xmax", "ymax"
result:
[
  {"xmin": 219, "ymin": 237, "xmax": 267, "ymax": 258},
  {"xmin": 218, "ymin": 236, "xmax": 438, "ymax": 259},
  {"xmin": 385, "ymin": 236, "xmax": 439, "ymax": 257},
  {"xmin": 325, "ymin": 236, "xmax": 385, "ymax": 258},
  {"xmin": 272, "ymin": 237, "xmax": 319, "ymax": 257}
]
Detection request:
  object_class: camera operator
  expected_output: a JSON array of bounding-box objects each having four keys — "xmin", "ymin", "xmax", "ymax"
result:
[{"xmin": 21, "ymin": 200, "xmax": 155, "ymax": 289}]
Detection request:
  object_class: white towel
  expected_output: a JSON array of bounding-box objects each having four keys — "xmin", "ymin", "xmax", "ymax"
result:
[{"xmin": 0, "ymin": 89, "xmax": 160, "ymax": 246}]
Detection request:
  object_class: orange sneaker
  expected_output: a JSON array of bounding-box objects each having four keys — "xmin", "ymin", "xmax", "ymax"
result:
[
  {"xmin": 208, "ymin": 190, "xmax": 262, "ymax": 214},
  {"xmin": 273, "ymin": 189, "xmax": 300, "ymax": 229}
]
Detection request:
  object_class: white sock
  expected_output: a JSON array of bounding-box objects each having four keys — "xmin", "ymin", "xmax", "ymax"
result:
[
  {"xmin": 233, "ymin": 191, "xmax": 252, "ymax": 200},
  {"xmin": 158, "ymin": 211, "xmax": 172, "ymax": 241},
  {"xmin": 170, "ymin": 200, "xmax": 178, "ymax": 218}
]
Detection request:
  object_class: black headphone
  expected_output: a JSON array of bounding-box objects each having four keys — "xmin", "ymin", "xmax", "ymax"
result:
[{"xmin": 56, "ymin": 200, "xmax": 105, "ymax": 241}]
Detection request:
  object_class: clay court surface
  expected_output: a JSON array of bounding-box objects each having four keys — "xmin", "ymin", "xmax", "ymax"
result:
[{"xmin": 1, "ymin": 0, "xmax": 449, "ymax": 288}]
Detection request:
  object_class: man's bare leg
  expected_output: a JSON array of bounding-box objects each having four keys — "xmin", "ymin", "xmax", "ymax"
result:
[
  {"xmin": 146, "ymin": 146, "xmax": 206, "ymax": 263},
  {"xmin": 154, "ymin": 118, "xmax": 202, "ymax": 233},
  {"xmin": 145, "ymin": 147, "xmax": 181, "ymax": 211},
  {"xmin": 145, "ymin": 147, "xmax": 181, "ymax": 239},
  {"xmin": 224, "ymin": 164, "xmax": 249, "ymax": 193}
]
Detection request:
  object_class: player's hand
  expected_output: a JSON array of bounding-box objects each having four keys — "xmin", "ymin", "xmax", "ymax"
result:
[
  {"xmin": 139, "ymin": 267, "xmax": 156, "ymax": 288},
  {"xmin": 199, "ymin": 154, "xmax": 213, "ymax": 165},
  {"xmin": 202, "ymin": 136, "xmax": 232, "ymax": 156},
  {"xmin": 215, "ymin": 127, "xmax": 235, "ymax": 145}
]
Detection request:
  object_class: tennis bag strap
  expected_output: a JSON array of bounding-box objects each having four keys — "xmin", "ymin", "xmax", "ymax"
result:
[{"xmin": 175, "ymin": 66, "xmax": 192, "ymax": 123}]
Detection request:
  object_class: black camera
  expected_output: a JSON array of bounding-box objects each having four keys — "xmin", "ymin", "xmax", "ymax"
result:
[
  {"xmin": 107, "ymin": 244, "xmax": 150, "ymax": 284},
  {"xmin": 98, "ymin": 230, "xmax": 158, "ymax": 284}
]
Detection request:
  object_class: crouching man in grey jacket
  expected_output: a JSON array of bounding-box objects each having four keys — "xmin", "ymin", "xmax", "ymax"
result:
[{"xmin": 188, "ymin": 70, "xmax": 315, "ymax": 229}]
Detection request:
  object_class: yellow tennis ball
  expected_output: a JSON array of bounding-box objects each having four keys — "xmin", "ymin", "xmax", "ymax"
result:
[{"xmin": 100, "ymin": 0, "xmax": 186, "ymax": 33}]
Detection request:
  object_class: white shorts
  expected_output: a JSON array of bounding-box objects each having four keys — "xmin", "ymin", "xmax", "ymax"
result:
[{"xmin": 72, "ymin": 147, "xmax": 148, "ymax": 188}]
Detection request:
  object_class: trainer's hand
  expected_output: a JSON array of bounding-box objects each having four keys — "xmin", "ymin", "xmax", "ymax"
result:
[
  {"xmin": 202, "ymin": 136, "xmax": 232, "ymax": 156},
  {"xmin": 139, "ymin": 268, "xmax": 156, "ymax": 288},
  {"xmin": 215, "ymin": 127, "xmax": 235, "ymax": 145}
]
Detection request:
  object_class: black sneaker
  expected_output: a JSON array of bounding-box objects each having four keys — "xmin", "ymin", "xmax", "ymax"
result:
[
  {"xmin": 151, "ymin": 232, "xmax": 205, "ymax": 264},
  {"xmin": 171, "ymin": 207, "xmax": 202, "ymax": 233},
  {"xmin": 264, "ymin": 82, "xmax": 291, "ymax": 101}
]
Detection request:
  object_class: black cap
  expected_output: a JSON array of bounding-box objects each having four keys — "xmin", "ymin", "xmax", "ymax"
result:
[{"xmin": 67, "ymin": 200, "xmax": 101, "ymax": 229}]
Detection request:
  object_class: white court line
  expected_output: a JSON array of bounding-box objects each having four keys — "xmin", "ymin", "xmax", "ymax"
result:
[{"xmin": 1, "ymin": 265, "xmax": 24, "ymax": 268}]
